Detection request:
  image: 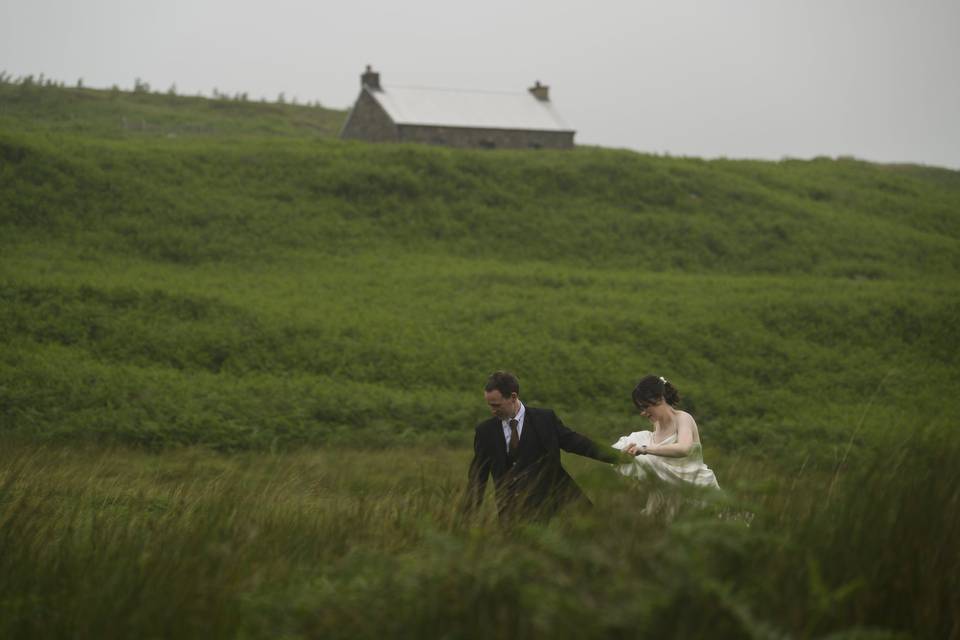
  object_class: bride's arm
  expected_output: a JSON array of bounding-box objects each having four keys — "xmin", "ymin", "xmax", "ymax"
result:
[{"xmin": 644, "ymin": 418, "xmax": 695, "ymax": 458}]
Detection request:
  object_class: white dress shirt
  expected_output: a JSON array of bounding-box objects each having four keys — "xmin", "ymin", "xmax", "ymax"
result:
[{"xmin": 501, "ymin": 402, "xmax": 526, "ymax": 453}]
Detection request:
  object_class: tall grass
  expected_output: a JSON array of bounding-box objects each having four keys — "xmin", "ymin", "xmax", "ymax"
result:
[{"xmin": 1, "ymin": 428, "xmax": 956, "ymax": 639}]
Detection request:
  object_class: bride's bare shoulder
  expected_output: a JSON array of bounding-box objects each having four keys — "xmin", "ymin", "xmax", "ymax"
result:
[{"xmin": 677, "ymin": 411, "xmax": 701, "ymax": 433}]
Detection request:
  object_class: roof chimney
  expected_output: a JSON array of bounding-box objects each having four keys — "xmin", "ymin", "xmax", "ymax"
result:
[
  {"xmin": 361, "ymin": 65, "xmax": 381, "ymax": 91},
  {"xmin": 528, "ymin": 80, "xmax": 549, "ymax": 101}
]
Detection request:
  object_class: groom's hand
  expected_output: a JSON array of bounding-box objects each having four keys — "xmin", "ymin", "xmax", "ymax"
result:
[{"xmin": 614, "ymin": 449, "xmax": 636, "ymax": 464}]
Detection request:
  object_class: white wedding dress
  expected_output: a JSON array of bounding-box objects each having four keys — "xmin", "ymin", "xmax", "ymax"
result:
[{"xmin": 612, "ymin": 430, "xmax": 719, "ymax": 514}]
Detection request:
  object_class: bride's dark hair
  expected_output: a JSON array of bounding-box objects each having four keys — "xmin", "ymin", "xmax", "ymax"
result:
[{"xmin": 632, "ymin": 375, "xmax": 681, "ymax": 408}]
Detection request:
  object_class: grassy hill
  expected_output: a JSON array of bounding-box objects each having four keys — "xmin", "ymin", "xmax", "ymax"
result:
[
  {"xmin": 2, "ymin": 79, "xmax": 959, "ymax": 459},
  {"xmin": 2, "ymin": 79, "xmax": 959, "ymax": 639},
  {"xmin": 0, "ymin": 77, "xmax": 345, "ymax": 138}
]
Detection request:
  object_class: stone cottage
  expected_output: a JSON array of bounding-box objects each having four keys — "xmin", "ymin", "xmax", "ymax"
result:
[{"xmin": 340, "ymin": 66, "xmax": 575, "ymax": 149}]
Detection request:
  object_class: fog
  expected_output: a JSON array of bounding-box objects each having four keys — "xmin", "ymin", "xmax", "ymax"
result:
[{"xmin": 2, "ymin": 0, "xmax": 958, "ymax": 168}]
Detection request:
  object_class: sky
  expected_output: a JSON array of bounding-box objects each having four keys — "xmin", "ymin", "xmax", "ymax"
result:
[{"xmin": 2, "ymin": 0, "xmax": 958, "ymax": 169}]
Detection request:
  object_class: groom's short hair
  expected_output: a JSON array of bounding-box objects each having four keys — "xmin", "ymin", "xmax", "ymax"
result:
[{"xmin": 484, "ymin": 371, "xmax": 519, "ymax": 397}]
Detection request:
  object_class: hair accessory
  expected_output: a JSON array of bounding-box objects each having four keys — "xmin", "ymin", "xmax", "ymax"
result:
[{"xmin": 659, "ymin": 376, "xmax": 667, "ymax": 384}]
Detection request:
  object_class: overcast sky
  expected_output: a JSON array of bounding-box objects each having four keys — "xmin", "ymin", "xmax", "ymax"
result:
[{"xmin": 2, "ymin": 0, "xmax": 958, "ymax": 169}]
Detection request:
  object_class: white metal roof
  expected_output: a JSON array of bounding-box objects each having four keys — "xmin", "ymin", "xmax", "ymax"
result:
[{"xmin": 370, "ymin": 85, "xmax": 574, "ymax": 132}]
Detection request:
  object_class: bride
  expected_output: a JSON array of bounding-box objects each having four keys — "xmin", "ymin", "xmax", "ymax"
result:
[{"xmin": 612, "ymin": 375, "xmax": 719, "ymax": 514}]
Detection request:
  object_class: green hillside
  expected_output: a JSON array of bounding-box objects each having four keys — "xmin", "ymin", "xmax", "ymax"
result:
[
  {"xmin": 2, "ymin": 80, "xmax": 959, "ymax": 459},
  {"xmin": 2, "ymin": 79, "xmax": 959, "ymax": 640}
]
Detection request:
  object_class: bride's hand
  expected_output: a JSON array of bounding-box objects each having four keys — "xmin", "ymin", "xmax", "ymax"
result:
[{"xmin": 625, "ymin": 444, "xmax": 639, "ymax": 456}]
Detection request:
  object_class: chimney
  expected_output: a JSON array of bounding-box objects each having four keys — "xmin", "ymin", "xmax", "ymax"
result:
[
  {"xmin": 361, "ymin": 65, "xmax": 381, "ymax": 91},
  {"xmin": 528, "ymin": 80, "xmax": 549, "ymax": 101}
]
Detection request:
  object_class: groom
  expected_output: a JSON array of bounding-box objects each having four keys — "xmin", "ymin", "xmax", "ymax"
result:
[{"xmin": 463, "ymin": 371, "xmax": 625, "ymax": 522}]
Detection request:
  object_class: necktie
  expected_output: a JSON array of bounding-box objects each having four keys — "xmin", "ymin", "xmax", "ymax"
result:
[{"xmin": 509, "ymin": 418, "xmax": 520, "ymax": 454}]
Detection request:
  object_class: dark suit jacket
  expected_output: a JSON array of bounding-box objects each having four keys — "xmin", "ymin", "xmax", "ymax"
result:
[{"xmin": 463, "ymin": 406, "xmax": 617, "ymax": 521}]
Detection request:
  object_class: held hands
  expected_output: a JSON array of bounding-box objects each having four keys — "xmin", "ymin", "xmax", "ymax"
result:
[
  {"xmin": 609, "ymin": 442, "xmax": 652, "ymax": 465},
  {"xmin": 624, "ymin": 443, "xmax": 649, "ymax": 457}
]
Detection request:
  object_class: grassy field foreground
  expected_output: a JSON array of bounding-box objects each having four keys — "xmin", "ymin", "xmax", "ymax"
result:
[{"xmin": 2, "ymin": 430, "xmax": 957, "ymax": 639}]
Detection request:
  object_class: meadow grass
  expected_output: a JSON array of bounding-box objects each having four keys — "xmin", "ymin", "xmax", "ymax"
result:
[{"xmin": 1, "ymin": 429, "xmax": 956, "ymax": 639}]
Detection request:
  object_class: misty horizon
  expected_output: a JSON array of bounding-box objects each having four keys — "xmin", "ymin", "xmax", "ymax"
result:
[{"xmin": 3, "ymin": 0, "xmax": 958, "ymax": 169}]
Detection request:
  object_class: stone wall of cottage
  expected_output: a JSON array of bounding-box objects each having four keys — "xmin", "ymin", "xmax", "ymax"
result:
[
  {"xmin": 340, "ymin": 89, "xmax": 398, "ymax": 142},
  {"xmin": 340, "ymin": 88, "xmax": 575, "ymax": 149},
  {"xmin": 397, "ymin": 125, "xmax": 574, "ymax": 150}
]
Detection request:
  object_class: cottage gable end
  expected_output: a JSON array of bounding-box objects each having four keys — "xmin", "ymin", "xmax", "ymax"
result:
[{"xmin": 340, "ymin": 87, "xmax": 398, "ymax": 143}]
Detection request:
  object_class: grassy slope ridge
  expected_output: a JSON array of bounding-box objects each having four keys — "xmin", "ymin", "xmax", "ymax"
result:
[
  {"xmin": 0, "ymin": 80, "xmax": 345, "ymax": 138},
  {"xmin": 1, "ymin": 81, "xmax": 959, "ymax": 459}
]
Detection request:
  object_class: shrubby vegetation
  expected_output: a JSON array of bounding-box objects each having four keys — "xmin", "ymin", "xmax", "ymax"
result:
[
  {"xmin": 2, "ymin": 81, "xmax": 958, "ymax": 457},
  {"xmin": 1, "ymin": 79, "xmax": 958, "ymax": 638}
]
